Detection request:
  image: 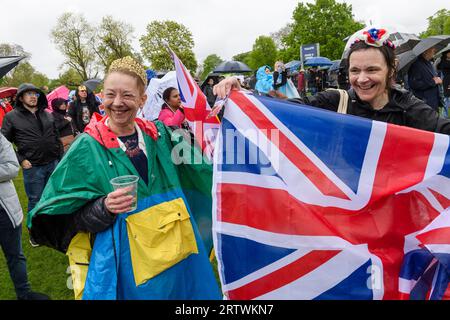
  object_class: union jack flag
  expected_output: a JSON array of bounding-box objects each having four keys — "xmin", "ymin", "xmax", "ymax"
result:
[
  {"xmin": 169, "ymin": 48, "xmax": 220, "ymax": 158},
  {"xmin": 212, "ymin": 91, "xmax": 450, "ymax": 300}
]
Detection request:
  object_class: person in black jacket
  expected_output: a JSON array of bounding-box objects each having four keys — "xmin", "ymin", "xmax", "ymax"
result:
[
  {"xmin": 437, "ymin": 50, "xmax": 450, "ymax": 118},
  {"xmin": 408, "ymin": 47, "xmax": 443, "ymax": 111},
  {"xmin": 68, "ymin": 85, "xmax": 100, "ymax": 134},
  {"xmin": 202, "ymin": 78, "xmax": 217, "ymax": 108},
  {"xmin": 1, "ymin": 83, "xmax": 63, "ymax": 213},
  {"xmin": 51, "ymin": 98, "xmax": 76, "ymax": 152},
  {"xmin": 213, "ymin": 28, "xmax": 450, "ymax": 135}
]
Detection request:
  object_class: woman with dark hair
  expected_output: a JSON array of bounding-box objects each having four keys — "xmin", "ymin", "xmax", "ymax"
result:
[
  {"xmin": 158, "ymin": 87, "xmax": 189, "ymax": 129},
  {"xmin": 213, "ymin": 28, "xmax": 450, "ymax": 134},
  {"xmin": 51, "ymin": 98, "xmax": 76, "ymax": 152}
]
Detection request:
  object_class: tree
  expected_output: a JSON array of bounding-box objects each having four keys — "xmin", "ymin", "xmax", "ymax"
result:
[
  {"xmin": 280, "ymin": 0, "xmax": 364, "ymax": 62},
  {"xmin": 271, "ymin": 24, "xmax": 292, "ymax": 49},
  {"xmin": 0, "ymin": 43, "xmax": 30, "ymax": 59},
  {"xmin": 420, "ymin": 9, "xmax": 450, "ymax": 38},
  {"xmin": 49, "ymin": 68, "xmax": 84, "ymax": 90},
  {"xmin": 139, "ymin": 20, "xmax": 197, "ymax": 72},
  {"xmin": 0, "ymin": 43, "xmax": 31, "ymax": 85},
  {"xmin": 91, "ymin": 16, "xmax": 137, "ymax": 71},
  {"xmin": 3, "ymin": 62, "xmax": 49, "ymax": 88},
  {"xmin": 233, "ymin": 51, "xmax": 252, "ymax": 66},
  {"xmin": 247, "ymin": 36, "xmax": 278, "ymax": 70},
  {"xmin": 51, "ymin": 12, "xmax": 98, "ymax": 81},
  {"xmin": 200, "ymin": 54, "xmax": 223, "ymax": 80}
]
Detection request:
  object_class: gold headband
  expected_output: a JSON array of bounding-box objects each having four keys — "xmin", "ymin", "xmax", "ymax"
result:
[{"xmin": 108, "ymin": 56, "xmax": 147, "ymax": 87}]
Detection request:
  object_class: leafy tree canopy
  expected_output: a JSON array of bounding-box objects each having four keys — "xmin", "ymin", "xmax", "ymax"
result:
[
  {"xmin": 420, "ymin": 9, "xmax": 450, "ymax": 38},
  {"xmin": 247, "ymin": 36, "xmax": 278, "ymax": 70},
  {"xmin": 139, "ymin": 20, "xmax": 197, "ymax": 73},
  {"xmin": 51, "ymin": 12, "xmax": 98, "ymax": 81},
  {"xmin": 3, "ymin": 62, "xmax": 49, "ymax": 88},
  {"xmin": 200, "ymin": 54, "xmax": 223, "ymax": 80},
  {"xmin": 280, "ymin": 0, "xmax": 364, "ymax": 62},
  {"xmin": 92, "ymin": 16, "xmax": 138, "ymax": 71}
]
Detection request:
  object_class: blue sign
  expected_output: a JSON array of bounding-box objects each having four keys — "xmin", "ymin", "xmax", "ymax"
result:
[{"xmin": 300, "ymin": 43, "xmax": 320, "ymax": 65}]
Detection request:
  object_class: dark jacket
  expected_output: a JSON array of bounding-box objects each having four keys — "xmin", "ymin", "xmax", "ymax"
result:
[
  {"xmin": 437, "ymin": 56, "xmax": 450, "ymax": 97},
  {"xmin": 30, "ymin": 196, "xmax": 114, "ymax": 252},
  {"xmin": 1, "ymin": 83, "xmax": 63, "ymax": 166},
  {"xmin": 68, "ymin": 90, "xmax": 100, "ymax": 133},
  {"xmin": 52, "ymin": 108, "xmax": 75, "ymax": 138},
  {"xmin": 273, "ymin": 70, "xmax": 287, "ymax": 90},
  {"xmin": 293, "ymin": 88, "xmax": 450, "ymax": 134},
  {"xmin": 202, "ymin": 84, "xmax": 216, "ymax": 107},
  {"xmin": 408, "ymin": 56, "xmax": 440, "ymax": 110}
]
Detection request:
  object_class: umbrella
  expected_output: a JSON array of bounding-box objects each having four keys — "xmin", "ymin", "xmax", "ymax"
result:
[
  {"xmin": 0, "ymin": 87, "xmax": 17, "ymax": 99},
  {"xmin": 413, "ymin": 35, "xmax": 450, "ymax": 57},
  {"xmin": 213, "ymin": 61, "xmax": 252, "ymax": 73},
  {"xmin": 304, "ymin": 56, "xmax": 333, "ymax": 67},
  {"xmin": 46, "ymin": 86, "xmax": 70, "ymax": 111},
  {"xmin": 437, "ymin": 44, "xmax": 450, "ymax": 56},
  {"xmin": 328, "ymin": 60, "xmax": 342, "ymax": 73},
  {"xmin": 397, "ymin": 35, "xmax": 450, "ymax": 75},
  {"xmin": 0, "ymin": 56, "xmax": 26, "ymax": 79},
  {"xmin": 397, "ymin": 50, "xmax": 417, "ymax": 76},
  {"xmin": 83, "ymin": 79, "xmax": 102, "ymax": 92},
  {"xmin": 285, "ymin": 60, "xmax": 302, "ymax": 70},
  {"xmin": 395, "ymin": 38, "xmax": 421, "ymax": 55}
]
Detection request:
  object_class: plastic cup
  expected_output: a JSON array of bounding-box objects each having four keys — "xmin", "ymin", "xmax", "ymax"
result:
[{"xmin": 110, "ymin": 175, "xmax": 139, "ymax": 212}]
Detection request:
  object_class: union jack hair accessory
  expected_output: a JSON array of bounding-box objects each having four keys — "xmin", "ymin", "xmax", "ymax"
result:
[{"xmin": 352, "ymin": 28, "xmax": 396, "ymax": 50}]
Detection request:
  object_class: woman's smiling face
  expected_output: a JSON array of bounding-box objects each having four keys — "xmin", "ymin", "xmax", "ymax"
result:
[
  {"xmin": 349, "ymin": 48, "xmax": 390, "ymax": 109},
  {"xmin": 103, "ymin": 72, "xmax": 147, "ymax": 128}
]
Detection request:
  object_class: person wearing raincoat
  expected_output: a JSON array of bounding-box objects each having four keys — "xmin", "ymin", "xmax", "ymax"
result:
[
  {"xmin": 254, "ymin": 65, "xmax": 274, "ymax": 94},
  {"xmin": 27, "ymin": 56, "xmax": 221, "ymax": 300}
]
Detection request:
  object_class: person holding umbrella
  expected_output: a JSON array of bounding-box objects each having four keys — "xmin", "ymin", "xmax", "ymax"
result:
[
  {"xmin": 213, "ymin": 28, "xmax": 450, "ymax": 135},
  {"xmin": 408, "ymin": 47, "xmax": 443, "ymax": 111}
]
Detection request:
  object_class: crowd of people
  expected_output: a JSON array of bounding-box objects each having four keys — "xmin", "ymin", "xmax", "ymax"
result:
[{"xmin": 0, "ymin": 26, "xmax": 450, "ymax": 300}]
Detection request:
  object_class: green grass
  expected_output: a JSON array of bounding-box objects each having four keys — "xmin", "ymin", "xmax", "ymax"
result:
[
  {"xmin": 0, "ymin": 169, "xmax": 74, "ymax": 300},
  {"xmin": 0, "ymin": 170, "xmax": 221, "ymax": 300}
]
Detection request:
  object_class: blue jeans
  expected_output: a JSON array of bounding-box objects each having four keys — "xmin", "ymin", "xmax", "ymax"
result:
[
  {"xmin": 22, "ymin": 160, "xmax": 58, "ymax": 213},
  {"xmin": 0, "ymin": 208, "xmax": 31, "ymax": 298}
]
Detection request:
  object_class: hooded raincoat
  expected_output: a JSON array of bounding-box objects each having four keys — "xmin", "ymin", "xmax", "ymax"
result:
[
  {"xmin": 1, "ymin": 83, "xmax": 63, "ymax": 166},
  {"xmin": 255, "ymin": 66, "xmax": 274, "ymax": 94},
  {"xmin": 28, "ymin": 115, "xmax": 220, "ymax": 300}
]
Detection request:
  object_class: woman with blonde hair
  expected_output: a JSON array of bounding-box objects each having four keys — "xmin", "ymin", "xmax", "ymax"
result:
[{"xmin": 28, "ymin": 56, "xmax": 221, "ymax": 300}]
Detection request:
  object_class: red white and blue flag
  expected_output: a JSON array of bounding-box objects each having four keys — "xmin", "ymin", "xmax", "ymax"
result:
[
  {"xmin": 212, "ymin": 91, "xmax": 450, "ymax": 300},
  {"xmin": 169, "ymin": 48, "xmax": 220, "ymax": 158}
]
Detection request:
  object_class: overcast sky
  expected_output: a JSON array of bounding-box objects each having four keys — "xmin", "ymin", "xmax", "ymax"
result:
[{"xmin": 1, "ymin": 0, "xmax": 449, "ymax": 79}]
